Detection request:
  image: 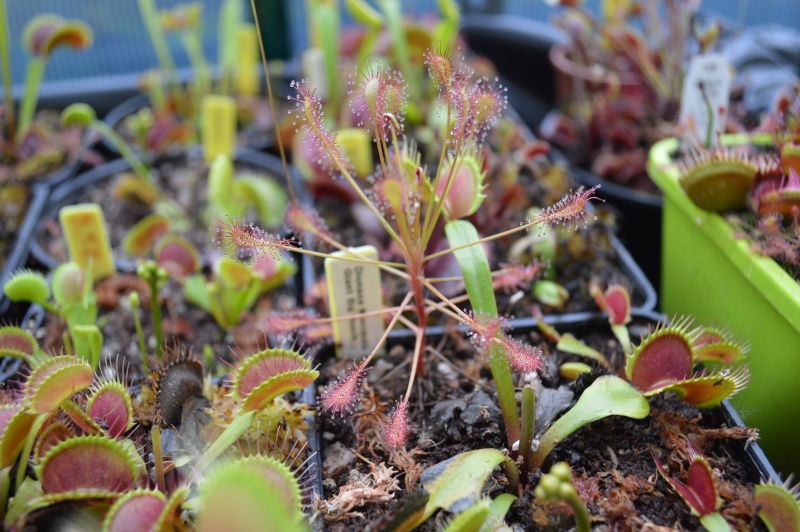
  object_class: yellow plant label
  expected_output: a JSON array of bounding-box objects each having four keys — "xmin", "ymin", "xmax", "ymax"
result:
[
  {"xmin": 236, "ymin": 24, "xmax": 259, "ymax": 97},
  {"xmin": 325, "ymin": 245, "xmax": 384, "ymax": 359},
  {"xmin": 58, "ymin": 203, "xmax": 115, "ymax": 280},
  {"xmin": 202, "ymin": 95, "xmax": 237, "ymax": 163},
  {"xmin": 335, "ymin": 128, "xmax": 373, "ymax": 179}
]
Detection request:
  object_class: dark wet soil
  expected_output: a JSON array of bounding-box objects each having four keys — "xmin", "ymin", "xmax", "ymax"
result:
[{"xmin": 315, "ymin": 318, "xmax": 763, "ymax": 531}]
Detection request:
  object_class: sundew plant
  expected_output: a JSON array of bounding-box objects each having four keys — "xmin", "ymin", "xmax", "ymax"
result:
[{"xmin": 214, "ymin": 39, "xmax": 602, "ymax": 450}]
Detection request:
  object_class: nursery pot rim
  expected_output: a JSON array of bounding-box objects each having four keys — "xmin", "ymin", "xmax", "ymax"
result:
[
  {"xmin": 101, "ymin": 91, "xmax": 275, "ymax": 158},
  {"xmin": 647, "ymin": 134, "xmax": 800, "ymax": 333},
  {"xmin": 30, "ymin": 147, "xmax": 305, "ymax": 276}
]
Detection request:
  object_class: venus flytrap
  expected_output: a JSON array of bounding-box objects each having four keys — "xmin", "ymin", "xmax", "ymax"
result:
[
  {"xmin": 16, "ymin": 15, "xmax": 93, "ymax": 142},
  {"xmin": 2, "ymin": 261, "xmax": 102, "ymax": 368},
  {"xmin": 653, "ymin": 440, "xmax": 731, "ymax": 532}
]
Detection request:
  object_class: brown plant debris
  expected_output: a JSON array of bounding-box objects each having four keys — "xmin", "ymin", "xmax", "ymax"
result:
[{"xmin": 317, "ymin": 459, "xmax": 401, "ymax": 522}]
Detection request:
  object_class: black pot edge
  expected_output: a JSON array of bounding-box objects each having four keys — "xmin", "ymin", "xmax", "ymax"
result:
[
  {"xmin": 100, "ymin": 87, "xmax": 286, "ymax": 158},
  {"xmin": 29, "ymin": 148, "xmax": 307, "ymax": 296},
  {"xmin": 0, "ymin": 186, "xmax": 51, "ymax": 318}
]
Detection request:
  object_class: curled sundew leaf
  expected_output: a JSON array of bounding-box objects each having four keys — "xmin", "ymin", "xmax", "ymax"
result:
[
  {"xmin": 37, "ymin": 435, "xmax": 138, "ymax": 494},
  {"xmin": 233, "ymin": 347, "xmax": 319, "ymax": 413},
  {"xmin": 122, "ymin": 214, "xmax": 170, "ymax": 257},
  {"xmin": 196, "ymin": 458, "xmax": 306, "ymax": 532},
  {"xmin": 33, "ymin": 422, "xmax": 74, "ymax": 463},
  {"xmin": 86, "ymin": 380, "xmax": 134, "ymax": 438},
  {"xmin": 23, "ymin": 15, "xmax": 93, "ymax": 57},
  {"xmin": 677, "ymin": 148, "xmax": 756, "ymax": 211},
  {"xmin": 692, "ymin": 325, "xmax": 747, "ymax": 365},
  {"xmin": 419, "ymin": 449, "xmax": 519, "ymax": 525},
  {"xmin": 755, "ymin": 478, "xmax": 800, "ymax": 532},
  {"xmin": 51, "ymin": 261, "xmax": 85, "ymax": 308},
  {"xmin": 24, "ymin": 356, "xmax": 94, "ymax": 414},
  {"xmin": 154, "ymin": 235, "xmax": 201, "ymax": 279},
  {"xmin": 663, "ymin": 366, "xmax": 750, "ymax": 408},
  {"xmin": 532, "ymin": 376, "xmax": 650, "ymax": 469},
  {"xmin": 148, "ymin": 345, "xmax": 205, "ymax": 428},
  {"xmin": 3, "ymin": 269, "xmax": 50, "ymax": 305},
  {"xmin": 0, "ymin": 404, "xmax": 37, "ymax": 468},
  {"xmin": 102, "ymin": 489, "xmax": 167, "ymax": 532},
  {"xmin": 0, "ymin": 326, "xmax": 37, "ymax": 361},
  {"xmin": 625, "ymin": 317, "xmax": 698, "ymax": 395},
  {"xmin": 233, "ymin": 173, "xmax": 289, "ymax": 229}
]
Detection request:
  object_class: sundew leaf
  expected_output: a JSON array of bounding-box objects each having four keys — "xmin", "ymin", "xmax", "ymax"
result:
[
  {"xmin": 420, "ymin": 448, "xmax": 518, "ymax": 524},
  {"xmin": 532, "ymin": 376, "xmax": 650, "ymax": 469},
  {"xmin": 445, "ymin": 220, "xmax": 519, "ymax": 444}
]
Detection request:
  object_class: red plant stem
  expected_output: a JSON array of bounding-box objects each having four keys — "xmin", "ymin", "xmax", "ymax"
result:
[
  {"xmin": 409, "ymin": 258, "xmax": 427, "ymax": 376},
  {"xmin": 404, "ymin": 326, "xmax": 426, "ymax": 402}
]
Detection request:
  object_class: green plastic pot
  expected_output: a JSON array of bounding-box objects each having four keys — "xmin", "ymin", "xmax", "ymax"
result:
[{"xmin": 648, "ymin": 135, "xmax": 800, "ymax": 477}]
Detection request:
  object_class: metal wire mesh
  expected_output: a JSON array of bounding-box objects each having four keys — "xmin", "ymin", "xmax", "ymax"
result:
[{"xmin": 4, "ymin": 0, "xmax": 799, "ymax": 87}]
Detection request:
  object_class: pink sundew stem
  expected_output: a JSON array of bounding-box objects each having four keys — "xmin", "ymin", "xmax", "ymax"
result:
[{"xmin": 403, "ymin": 326, "xmax": 426, "ymax": 404}]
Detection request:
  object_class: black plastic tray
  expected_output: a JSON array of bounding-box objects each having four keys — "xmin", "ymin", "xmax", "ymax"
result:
[{"xmin": 29, "ymin": 148, "xmax": 305, "ymax": 270}]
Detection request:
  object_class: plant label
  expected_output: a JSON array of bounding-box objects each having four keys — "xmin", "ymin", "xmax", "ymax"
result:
[
  {"xmin": 235, "ymin": 24, "xmax": 259, "ymax": 97},
  {"xmin": 325, "ymin": 245, "xmax": 384, "ymax": 359},
  {"xmin": 59, "ymin": 203, "xmax": 115, "ymax": 280},
  {"xmin": 301, "ymin": 47, "xmax": 328, "ymax": 100},
  {"xmin": 202, "ymin": 95, "xmax": 236, "ymax": 163},
  {"xmin": 679, "ymin": 54, "xmax": 731, "ymax": 148}
]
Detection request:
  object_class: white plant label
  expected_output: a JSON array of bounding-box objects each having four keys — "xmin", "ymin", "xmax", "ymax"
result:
[
  {"xmin": 301, "ymin": 47, "xmax": 328, "ymax": 100},
  {"xmin": 679, "ymin": 53, "xmax": 731, "ymax": 148},
  {"xmin": 325, "ymin": 245, "xmax": 384, "ymax": 359}
]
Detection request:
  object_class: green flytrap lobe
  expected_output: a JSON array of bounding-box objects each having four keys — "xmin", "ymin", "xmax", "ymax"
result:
[
  {"xmin": 195, "ymin": 457, "xmax": 307, "ymax": 532},
  {"xmin": 0, "ymin": 326, "xmax": 37, "ymax": 361},
  {"xmin": 2, "ymin": 270, "xmax": 50, "ymax": 306},
  {"xmin": 24, "ymin": 356, "xmax": 93, "ymax": 415},
  {"xmin": 754, "ymin": 477, "xmax": 800, "ymax": 532},
  {"xmin": 154, "ymin": 234, "xmax": 201, "ymax": 279},
  {"xmin": 0, "ymin": 404, "xmax": 37, "ymax": 469},
  {"xmin": 17, "ymin": 14, "xmax": 93, "ymax": 141},
  {"xmin": 624, "ymin": 317, "xmax": 750, "ymax": 407},
  {"xmin": 101, "ymin": 486, "xmax": 188, "ymax": 532},
  {"xmin": 36, "ymin": 435, "xmax": 138, "ymax": 495},
  {"xmin": 123, "ymin": 214, "xmax": 171, "ymax": 256},
  {"xmin": 86, "ymin": 380, "xmax": 135, "ymax": 439},
  {"xmin": 232, "ymin": 347, "xmax": 319, "ymax": 413}
]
